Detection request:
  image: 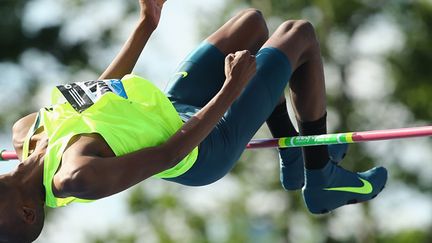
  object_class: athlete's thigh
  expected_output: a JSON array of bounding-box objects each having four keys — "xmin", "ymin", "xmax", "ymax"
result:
[
  {"xmin": 165, "ymin": 9, "xmax": 268, "ymax": 108},
  {"xmin": 165, "ymin": 42, "xmax": 226, "ymax": 108},
  {"xmin": 206, "ymin": 8, "xmax": 268, "ymax": 55},
  {"xmin": 221, "ymin": 47, "xmax": 293, "ymax": 153},
  {"xmin": 166, "ymin": 47, "xmax": 293, "ymax": 187}
]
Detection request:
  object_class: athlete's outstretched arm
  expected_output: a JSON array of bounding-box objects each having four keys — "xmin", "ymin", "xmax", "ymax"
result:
[
  {"xmin": 53, "ymin": 51, "xmax": 256, "ymax": 200},
  {"xmin": 98, "ymin": 0, "xmax": 166, "ymax": 80}
]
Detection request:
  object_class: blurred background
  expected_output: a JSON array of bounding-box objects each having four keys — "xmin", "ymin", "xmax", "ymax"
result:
[{"xmin": 1, "ymin": 0, "xmax": 432, "ymax": 242}]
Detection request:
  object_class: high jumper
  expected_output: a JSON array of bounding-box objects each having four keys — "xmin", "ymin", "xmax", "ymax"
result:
[{"xmin": 0, "ymin": 0, "xmax": 388, "ymax": 242}]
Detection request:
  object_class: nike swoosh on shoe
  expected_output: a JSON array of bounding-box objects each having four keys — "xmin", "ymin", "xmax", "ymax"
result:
[{"xmin": 324, "ymin": 177, "xmax": 373, "ymax": 194}]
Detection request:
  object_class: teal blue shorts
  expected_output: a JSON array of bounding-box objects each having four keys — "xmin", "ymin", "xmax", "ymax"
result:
[{"xmin": 165, "ymin": 42, "xmax": 292, "ymax": 186}]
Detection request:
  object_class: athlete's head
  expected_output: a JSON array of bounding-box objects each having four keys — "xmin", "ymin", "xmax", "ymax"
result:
[{"xmin": 0, "ymin": 176, "xmax": 45, "ymax": 243}]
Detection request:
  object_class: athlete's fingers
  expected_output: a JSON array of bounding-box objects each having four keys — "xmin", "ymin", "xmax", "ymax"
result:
[
  {"xmin": 225, "ymin": 53, "xmax": 235, "ymax": 63},
  {"xmin": 232, "ymin": 53, "xmax": 250, "ymax": 69},
  {"xmin": 235, "ymin": 50, "xmax": 250, "ymax": 55},
  {"xmin": 234, "ymin": 50, "xmax": 251, "ymax": 61},
  {"xmin": 238, "ymin": 51, "xmax": 255, "ymax": 68}
]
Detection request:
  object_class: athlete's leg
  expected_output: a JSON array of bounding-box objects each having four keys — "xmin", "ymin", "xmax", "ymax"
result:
[
  {"xmin": 165, "ymin": 9, "xmax": 268, "ymax": 109},
  {"xmin": 262, "ymin": 21, "xmax": 387, "ymax": 213},
  {"xmin": 261, "ymin": 20, "xmax": 325, "ymax": 121},
  {"xmin": 265, "ymin": 23, "xmax": 348, "ymax": 190},
  {"xmin": 171, "ymin": 21, "xmax": 326, "ymax": 184},
  {"xmin": 210, "ymin": 11, "xmax": 323, "ymax": 190},
  {"xmin": 208, "ymin": 12, "xmax": 342, "ymax": 191},
  {"xmin": 170, "ymin": 21, "xmax": 321, "ymax": 186},
  {"xmin": 170, "ymin": 20, "xmax": 387, "ymax": 215},
  {"xmin": 170, "ymin": 22, "xmax": 318, "ymax": 186},
  {"xmin": 206, "ymin": 8, "xmax": 268, "ymax": 56}
]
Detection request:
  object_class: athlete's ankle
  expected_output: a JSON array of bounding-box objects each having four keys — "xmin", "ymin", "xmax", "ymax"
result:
[
  {"xmin": 299, "ymin": 113, "xmax": 329, "ymax": 170},
  {"xmin": 267, "ymin": 100, "xmax": 298, "ymax": 138}
]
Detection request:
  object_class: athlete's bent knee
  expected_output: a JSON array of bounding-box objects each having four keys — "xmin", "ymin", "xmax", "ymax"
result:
[
  {"xmin": 239, "ymin": 8, "xmax": 269, "ymax": 38},
  {"xmin": 239, "ymin": 8, "xmax": 264, "ymax": 20},
  {"xmin": 281, "ymin": 20, "xmax": 316, "ymax": 40},
  {"xmin": 279, "ymin": 20, "xmax": 318, "ymax": 45}
]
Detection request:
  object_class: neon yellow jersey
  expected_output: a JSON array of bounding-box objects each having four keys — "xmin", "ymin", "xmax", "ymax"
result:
[{"xmin": 23, "ymin": 74, "xmax": 198, "ymax": 208}]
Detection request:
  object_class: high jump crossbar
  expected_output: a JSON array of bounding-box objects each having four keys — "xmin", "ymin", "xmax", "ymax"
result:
[{"xmin": 1, "ymin": 126, "xmax": 432, "ymax": 161}]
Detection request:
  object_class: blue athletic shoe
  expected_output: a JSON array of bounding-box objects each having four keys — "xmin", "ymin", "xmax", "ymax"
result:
[
  {"xmin": 279, "ymin": 143, "xmax": 348, "ymax": 190},
  {"xmin": 302, "ymin": 162, "xmax": 387, "ymax": 214}
]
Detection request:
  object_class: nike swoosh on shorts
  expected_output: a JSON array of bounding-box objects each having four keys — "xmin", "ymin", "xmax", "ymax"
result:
[{"xmin": 174, "ymin": 71, "xmax": 188, "ymax": 78}]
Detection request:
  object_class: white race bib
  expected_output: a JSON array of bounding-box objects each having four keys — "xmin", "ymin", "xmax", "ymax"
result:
[{"xmin": 56, "ymin": 79, "xmax": 128, "ymax": 113}]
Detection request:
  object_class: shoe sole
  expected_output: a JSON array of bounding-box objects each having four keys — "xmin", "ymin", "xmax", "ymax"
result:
[{"xmin": 304, "ymin": 185, "xmax": 386, "ymax": 214}]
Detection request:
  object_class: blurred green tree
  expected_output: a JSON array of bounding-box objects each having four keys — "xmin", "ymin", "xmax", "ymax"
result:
[{"xmin": 0, "ymin": 0, "xmax": 136, "ymax": 129}]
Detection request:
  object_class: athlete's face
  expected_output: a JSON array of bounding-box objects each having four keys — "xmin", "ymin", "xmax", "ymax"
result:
[{"xmin": 0, "ymin": 175, "xmax": 45, "ymax": 242}]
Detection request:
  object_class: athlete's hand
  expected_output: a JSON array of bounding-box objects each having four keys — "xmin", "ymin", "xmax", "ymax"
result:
[
  {"xmin": 224, "ymin": 50, "xmax": 256, "ymax": 95},
  {"xmin": 139, "ymin": 0, "xmax": 166, "ymax": 29}
]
